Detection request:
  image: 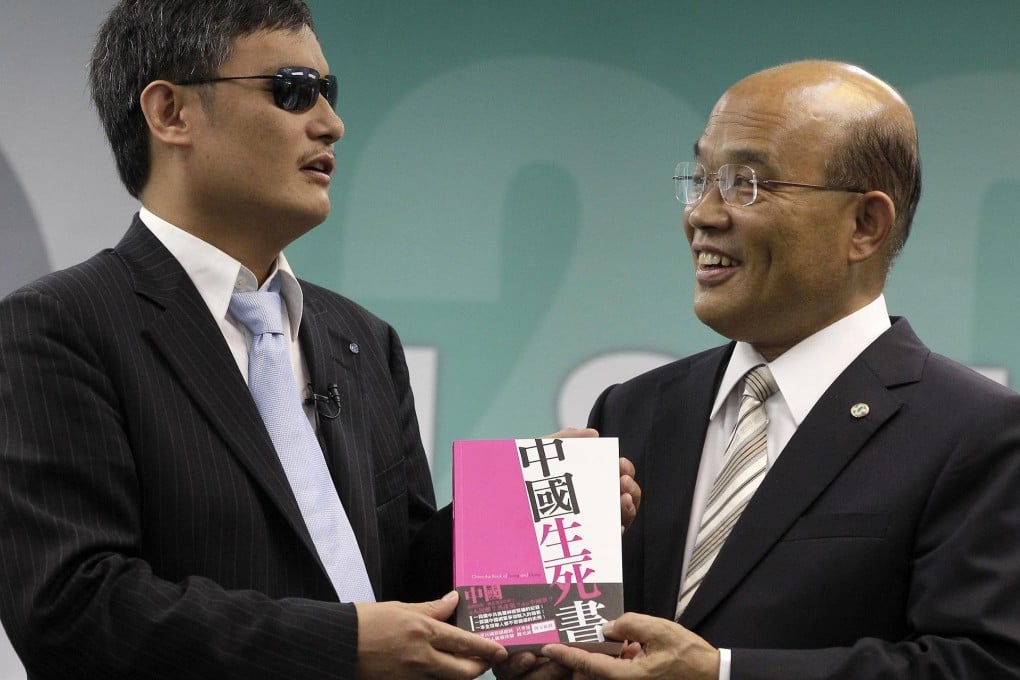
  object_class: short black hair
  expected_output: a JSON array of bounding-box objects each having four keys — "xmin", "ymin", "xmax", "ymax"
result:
[{"xmin": 89, "ymin": 0, "xmax": 315, "ymax": 198}]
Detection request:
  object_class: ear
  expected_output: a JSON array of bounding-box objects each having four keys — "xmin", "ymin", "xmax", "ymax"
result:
[
  {"xmin": 848, "ymin": 190, "xmax": 896, "ymax": 264},
  {"xmin": 138, "ymin": 80, "xmax": 197, "ymax": 148}
]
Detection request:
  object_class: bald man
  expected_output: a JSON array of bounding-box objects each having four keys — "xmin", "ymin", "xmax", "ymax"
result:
[{"xmin": 527, "ymin": 61, "xmax": 1020, "ymax": 679}]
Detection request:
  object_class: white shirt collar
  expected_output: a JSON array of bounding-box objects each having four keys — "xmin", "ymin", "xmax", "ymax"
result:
[
  {"xmin": 711, "ymin": 296, "xmax": 892, "ymax": 425},
  {"xmin": 138, "ymin": 207, "xmax": 304, "ymax": 340}
]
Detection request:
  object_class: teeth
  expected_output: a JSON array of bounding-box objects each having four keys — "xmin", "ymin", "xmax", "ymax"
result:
[{"xmin": 698, "ymin": 252, "xmax": 734, "ymax": 267}]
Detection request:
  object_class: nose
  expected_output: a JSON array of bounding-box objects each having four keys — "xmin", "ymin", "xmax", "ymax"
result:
[
  {"xmin": 310, "ymin": 96, "xmax": 344, "ymax": 144},
  {"xmin": 685, "ymin": 179, "xmax": 731, "ymax": 231}
]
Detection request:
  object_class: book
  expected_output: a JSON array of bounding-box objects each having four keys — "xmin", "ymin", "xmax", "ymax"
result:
[{"xmin": 452, "ymin": 437, "xmax": 623, "ymax": 653}]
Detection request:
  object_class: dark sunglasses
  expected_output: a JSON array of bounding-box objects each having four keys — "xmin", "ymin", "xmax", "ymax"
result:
[{"xmin": 175, "ymin": 66, "xmax": 338, "ymax": 113}]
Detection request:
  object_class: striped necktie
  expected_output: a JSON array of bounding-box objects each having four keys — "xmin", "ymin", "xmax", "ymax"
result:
[
  {"xmin": 230, "ymin": 278, "xmax": 375, "ymax": 603},
  {"xmin": 675, "ymin": 364, "xmax": 778, "ymax": 619}
]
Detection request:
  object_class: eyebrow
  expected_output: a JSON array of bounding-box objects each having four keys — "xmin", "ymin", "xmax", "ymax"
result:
[{"xmin": 693, "ymin": 142, "xmax": 777, "ymax": 172}]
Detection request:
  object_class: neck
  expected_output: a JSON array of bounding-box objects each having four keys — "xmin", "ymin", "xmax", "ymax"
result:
[{"xmin": 141, "ymin": 199, "xmax": 286, "ymax": 285}]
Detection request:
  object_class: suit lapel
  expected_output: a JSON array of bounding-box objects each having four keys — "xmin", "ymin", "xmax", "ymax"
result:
[
  {"xmin": 299, "ymin": 288, "xmax": 383, "ymax": 591},
  {"xmin": 642, "ymin": 347, "xmax": 730, "ymax": 620},
  {"xmin": 115, "ymin": 219, "xmax": 320, "ymax": 565},
  {"xmin": 679, "ymin": 321, "xmax": 924, "ymax": 628}
]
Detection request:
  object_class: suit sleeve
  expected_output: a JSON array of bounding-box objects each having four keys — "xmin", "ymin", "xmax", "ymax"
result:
[
  {"xmin": 386, "ymin": 324, "xmax": 437, "ymax": 537},
  {"xmin": 587, "ymin": 383, "xmax": 614, "ymax": 431},
  {"xmin": 382, "ymin": 323, "xmax": 447, "ymax": 601},
  {"xmin": 0, "ymin": 286, "xmax": 360, "ymax": 679},
  {"xmin": 729, "ymin": 390, "xmax": 1020, "ymax": 679}
]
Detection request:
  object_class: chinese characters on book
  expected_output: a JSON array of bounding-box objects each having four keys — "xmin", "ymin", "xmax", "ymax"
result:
[{"xmin": 453, "ymin": 438, "xmax": 623, "ymax": 652}]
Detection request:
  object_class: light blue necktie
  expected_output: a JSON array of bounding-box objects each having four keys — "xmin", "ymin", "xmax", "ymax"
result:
[{"xmin": 229, "ymin": 279, "xmax": 375, "ymax": 603}]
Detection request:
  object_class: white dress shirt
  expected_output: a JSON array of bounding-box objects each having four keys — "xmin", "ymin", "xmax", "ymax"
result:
[
  {"xmin": 682, "ymin": 297, "xmax": 892, "ymax": 679},
  {"xmin": 138, "ymin": 207, "xmax": 317, "ymax": 426}
]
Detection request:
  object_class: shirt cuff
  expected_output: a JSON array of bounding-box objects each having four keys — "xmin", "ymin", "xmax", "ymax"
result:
[{"xmin": 719, "ymin": 647, "xmax": 731, "ymax": 680}]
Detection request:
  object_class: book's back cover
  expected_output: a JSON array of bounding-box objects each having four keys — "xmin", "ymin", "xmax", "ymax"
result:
[{"xmin": 453, "ymin": 437, "xmax": 623, "ymax": 653}]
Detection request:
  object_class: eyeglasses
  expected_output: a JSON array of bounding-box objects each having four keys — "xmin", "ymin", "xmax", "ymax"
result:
[
  {"xmin": 674, "ymin": 162, "xmax": 866, "ymax": 207},
  {"xmin": 175, "ymin": 66, "xmax": 338, "ymax": 113}
]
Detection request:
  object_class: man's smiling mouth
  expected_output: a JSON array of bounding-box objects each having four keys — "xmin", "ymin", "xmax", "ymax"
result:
[{"xmin": 697, "ymin": 252, "xmax": 737, "ymax": 267}]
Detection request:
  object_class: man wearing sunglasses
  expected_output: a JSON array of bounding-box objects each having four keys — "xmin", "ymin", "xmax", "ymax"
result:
[
  {"xmin": 0, "ymin": 1, "xmax": 508, "ymax": 678},
  {"xmin": 524, "ymin": 61, "xmax": 1020, "ymax": 679}
]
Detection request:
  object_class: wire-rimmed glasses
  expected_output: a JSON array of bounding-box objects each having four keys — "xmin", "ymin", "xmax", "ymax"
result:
[{"xmin": 674, "ymin": 162, "xmax": 866, "ymax": 207}]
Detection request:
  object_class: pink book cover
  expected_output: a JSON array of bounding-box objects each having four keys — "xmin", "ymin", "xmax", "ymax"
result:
[{"xmin": 452, "ymin": 437, "xmax": 623, "ymax": 653}]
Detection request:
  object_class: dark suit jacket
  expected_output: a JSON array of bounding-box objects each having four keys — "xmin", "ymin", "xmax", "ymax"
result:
[
  {"xmin": 0, "ymin": 218, "xmax": 440, "ymax": 679},
  {"xmin": 590, "ymin": 319, "xmax": 1020, "ymax": 678}
]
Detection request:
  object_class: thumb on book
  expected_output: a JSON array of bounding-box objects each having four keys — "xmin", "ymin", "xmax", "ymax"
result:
[
  {"xmin": 422, "ymin": 590, "xmax": 459, "ymax": 621},
  {"xmin": 540, "ymin": 427, "xmax": 599, "ymax": 439}
]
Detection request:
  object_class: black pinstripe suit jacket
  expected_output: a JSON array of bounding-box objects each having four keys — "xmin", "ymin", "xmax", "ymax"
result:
[{"xmin": 0, "ymin": 217, "xmax": 439, "ymax": 678}]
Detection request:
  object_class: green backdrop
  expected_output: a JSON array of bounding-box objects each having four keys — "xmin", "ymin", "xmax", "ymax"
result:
[{"xmin": 287, "ymin": 1, "xmax": 1020, "ymax": 505}]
